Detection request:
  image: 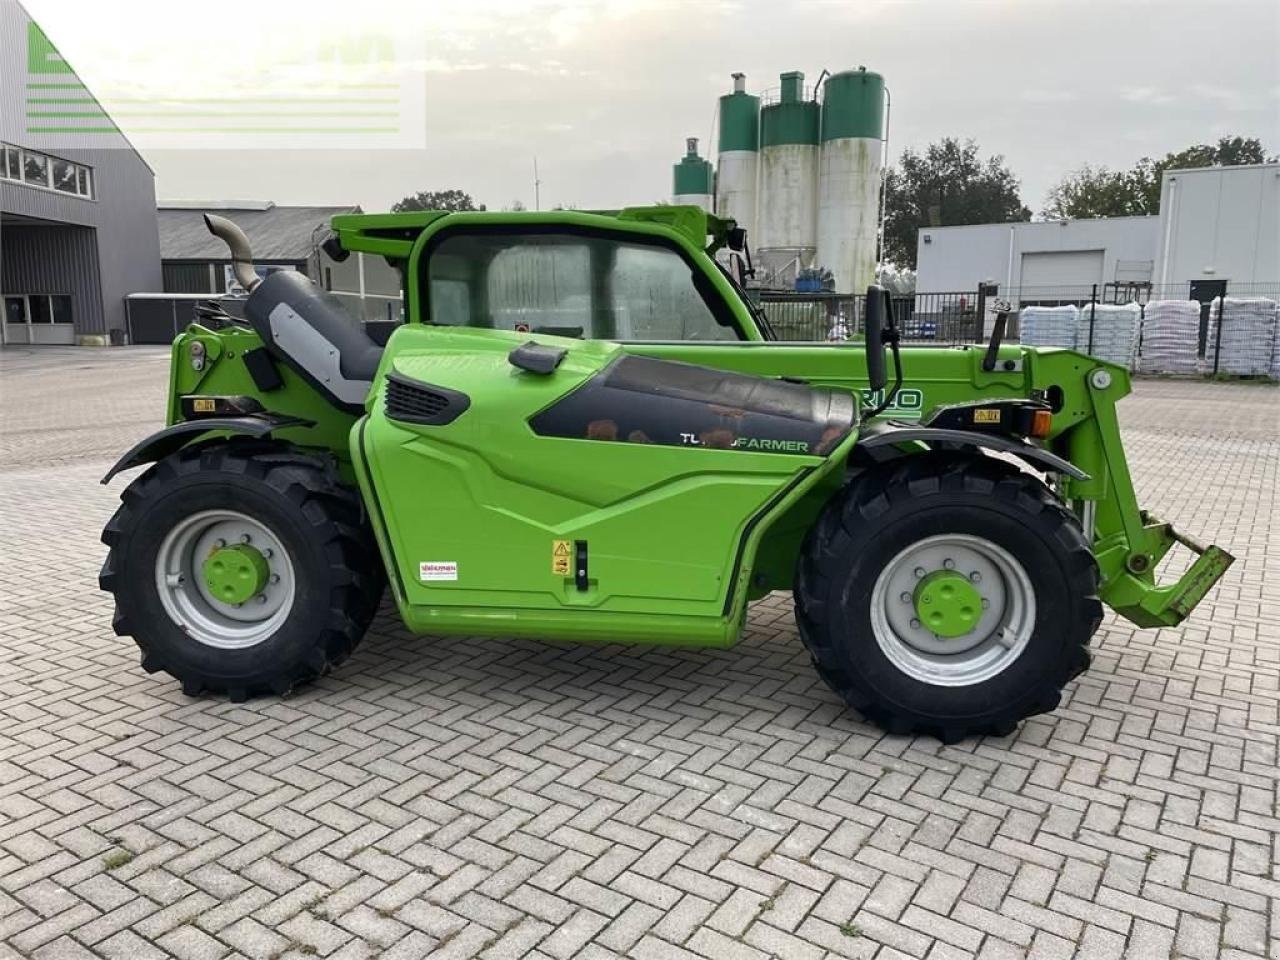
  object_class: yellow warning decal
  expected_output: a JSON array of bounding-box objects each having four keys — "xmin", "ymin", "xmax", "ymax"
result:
[
  {"xmin": 552, "ymin": 540, "xmax": 572, "ymax": 576},
  {"xmin": 973, "ymin": 408, "xmax": 1001, "ymax": 424},
  {"xmin": 193, "ymin": 397, "xmax": 217, "ymax": 413}
]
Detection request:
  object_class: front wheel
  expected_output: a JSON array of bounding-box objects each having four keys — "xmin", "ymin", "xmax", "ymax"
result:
[
  {"xmin": 795, "ymin": 454, "xmax": 1101, "ymax": 742},
  {"xmin": 100, "ymin": 442, "xmax": 384, "ymax": 700}
]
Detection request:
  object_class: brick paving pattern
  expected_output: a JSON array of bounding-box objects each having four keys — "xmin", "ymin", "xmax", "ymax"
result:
[{"xmin": 1, "ymin": 346, "xmax": 1276, "ymax": 959}]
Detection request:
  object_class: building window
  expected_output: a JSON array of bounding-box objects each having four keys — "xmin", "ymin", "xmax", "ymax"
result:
[
  {"xmin": 23, "ymin": 151, "xmax": 48, "ymax": 187},
  {"xmin": 0, "ymin": 143, "xmax": 93, "ymax": 198}
]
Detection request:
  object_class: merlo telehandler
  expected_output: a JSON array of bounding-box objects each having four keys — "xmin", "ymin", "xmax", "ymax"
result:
[{"xmin": 99, "ymin": 206, "xmax": 1233, "ymax": 741}]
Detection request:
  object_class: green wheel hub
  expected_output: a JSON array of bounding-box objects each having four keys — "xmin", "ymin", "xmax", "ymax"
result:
[
  {"xmin": 913, "ymin": 570, "xmax": 982, "ymax": 638},
  {"xmin": 202, "ymin": 544, "xmax": 269, "ymax": 606}
]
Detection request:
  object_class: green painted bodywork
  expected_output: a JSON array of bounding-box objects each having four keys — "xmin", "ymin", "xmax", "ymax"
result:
[
  {"xmin": 203, "ymin": 544, "xmax": 268, "ymax": 605},
  {"xmin": 821, "ymin": 69, "xmax": 885, "ymax": 142},
  {"xmin": 159, "ymin": 204, "xmax": 1232, "ymax": 648},
  {"xmin": 718, "ymin": 90, "xmax": 760, "ymax": 153}
]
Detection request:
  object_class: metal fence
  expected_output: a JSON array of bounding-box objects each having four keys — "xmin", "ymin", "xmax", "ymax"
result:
[
  {"xmin": 757, "ymin": 281, "xmax": 1279, "ymax": 379},
  {"xmin": 756, "ymin": 290, "xmax": 989, "ymax": 344}
]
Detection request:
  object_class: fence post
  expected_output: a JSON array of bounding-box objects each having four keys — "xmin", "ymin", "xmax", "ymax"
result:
[
  {"xmin": 1212, "ymin": 294, "xmax": 1224, "ymax": 376},
  {"xmin": 1087, "ymin": 284, "xmax": 1097, "ymax": 355},
  {"xmin": 974, "ymin": 283, "xmax": 989, "ymax": 343}
]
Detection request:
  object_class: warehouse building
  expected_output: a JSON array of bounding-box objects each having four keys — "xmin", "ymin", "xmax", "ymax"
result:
[
  {"xmin": 158, "ymin": 201, "xmax": 358, "ymax": 294},
  {"xmin": 1, "ymin": 2, "xmax": 162, "ymax": 345},
  {"xmin": 916, "ymin": 163, "xmax": 1279, "ymax": 304}
]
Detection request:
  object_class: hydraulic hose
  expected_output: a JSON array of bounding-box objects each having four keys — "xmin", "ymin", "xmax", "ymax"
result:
[{"xmin": 203, "ymin": 214, "xmax": 261, "ymax": 292}]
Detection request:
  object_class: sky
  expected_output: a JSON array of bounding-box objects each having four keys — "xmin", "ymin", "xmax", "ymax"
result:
[{"xmin": 23, "ymin": 0, "xmax": 1280, "ymax": 216}]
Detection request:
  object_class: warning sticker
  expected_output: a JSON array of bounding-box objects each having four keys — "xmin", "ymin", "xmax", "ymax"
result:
[
  {"xmin": 552, "ymin": 540, "xmax": 572, "ymax": 576},
  {"xmin": 973, "ymin": 408, "xmax": 1002, "ymax": 424},
  {"xmin": 419, "ymin": 561, "xmax": 458, "ymax": 582}
]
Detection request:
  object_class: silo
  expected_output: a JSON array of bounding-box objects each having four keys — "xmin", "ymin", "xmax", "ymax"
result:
[
  {"xmin": 757, "ymin": 71, "xmax": 821, "ymax": 284},
  {"xmin": 672, "ymin": 137, "xmax": 714, "ymax": 212},
  {"xmin": 817, "ymin": 67, "xmax": 885, "ymax": 294},
  {"xmin": 715, "ymin": 73, "xmax": 760, "ymax": 244}
]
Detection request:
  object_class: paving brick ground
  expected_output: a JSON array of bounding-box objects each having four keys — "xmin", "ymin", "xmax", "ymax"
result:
[{"xmin": 0, "ymin": 346, "xmax": 1276, "ymax": 960}]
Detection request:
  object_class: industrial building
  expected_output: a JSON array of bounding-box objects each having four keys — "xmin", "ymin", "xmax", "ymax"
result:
[
  {"xmin": 916, "ymin": 163, "xmax": 1279, "ymax": 303},
  {"xmin": 672, "ymin": 68, "xmax": 887, "ymax": 295},
  {"xmin": 1, "ymin": 1, "xmax": 162, "ymax": 345},
  {"xmin": 158, "ymin": 201, "xmax": 358, "ymax": 294}
]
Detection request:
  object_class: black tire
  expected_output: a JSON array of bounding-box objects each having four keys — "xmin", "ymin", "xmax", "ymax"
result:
[
  {"xmin": 99, "ymin": 441, "xmax": 384, "ymax": 700},
  {"xmin": 795, "ymin": 453, "xmax": 1101, "ymax": 742}
]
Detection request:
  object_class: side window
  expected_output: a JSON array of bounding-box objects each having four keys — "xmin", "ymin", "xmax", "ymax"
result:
[
  {"xmin": 425, "ymin": 231, "xmax": 740, "ymax": 341},
  {"xmin": 611, "ymin": 244, "xmax": 734, "ymax": 341}
]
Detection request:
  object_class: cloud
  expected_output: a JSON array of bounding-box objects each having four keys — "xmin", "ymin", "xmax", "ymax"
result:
[
  {"xmin": 1019, "ymin": 90, "xmax": 1078, "ymax": 104},
  {"xmin": 1120, "ymin": 87, "xmax": 1174, "ymax": 105}
]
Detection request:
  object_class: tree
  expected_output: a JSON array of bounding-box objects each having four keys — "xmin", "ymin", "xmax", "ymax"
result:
[
  {"xmin": 1042, "ymin": 164, "xmax": 1148, "ymax": 220},
  {"xmin": 391, "ymin": 189, "xmax": 484, "ymax": 213},
  {"xmin": 883, "ymin": 138, "xmax": 1030, "ymax": 270},
  {"xmin": 1043, "ymin": 137, "xmax": 1275, "ymax": 219}
]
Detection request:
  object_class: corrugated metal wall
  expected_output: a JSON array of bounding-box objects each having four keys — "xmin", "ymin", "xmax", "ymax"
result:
[
  {"xmin": 1, "ymin": 0, "xmax": 162, "ymax": 336},
  {"xmin": 0, "ymin": 224, "xmax": 103, "ymax": 332}
]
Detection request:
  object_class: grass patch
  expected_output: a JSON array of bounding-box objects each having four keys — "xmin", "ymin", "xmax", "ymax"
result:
[
  {"xmin": 102, "ymin": 848, "xmax": 134, "ymax": 871},
  {"xmin": 840, "ymin": 921, "xmax": 863, "ymax": 938}
]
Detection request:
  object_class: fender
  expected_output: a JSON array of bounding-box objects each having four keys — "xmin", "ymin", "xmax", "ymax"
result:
[
  {"xmin": 855, "ymin": 423, "xmax": 1089, "ymax": 481},
  {"xmin": 101, "ymin": 414, "xmax": 313, "ymax": 484}
]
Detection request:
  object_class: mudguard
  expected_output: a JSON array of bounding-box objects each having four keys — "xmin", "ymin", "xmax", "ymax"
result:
[
  {"xmin": 101, "ymin": 414, "xmax": 313, "ymax": 484},
  {"xmin": 856, "ymin": 422, "xmax": 1089, "ymax": 480}
]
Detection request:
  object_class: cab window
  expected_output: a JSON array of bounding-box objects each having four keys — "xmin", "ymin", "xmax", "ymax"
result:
[{"xmin": 425, "ymin": 231, "xmax": 740, "ymax": 341}]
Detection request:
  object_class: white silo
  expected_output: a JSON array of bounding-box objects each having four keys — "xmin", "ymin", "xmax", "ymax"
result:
[
  {"xmin": 756, "ymin": 71, "xmax": 821, "ymax": 286},
  {"xmin": 715, "ymin": 73, "xmax": 760, "ymax": 244},
  {"xmin": 672, "ymin": 138, "xmax": 714, "ymax": 212},
  {"xmin": 816, "ymin": 67, "xmax": 886, "ymax": 294}
]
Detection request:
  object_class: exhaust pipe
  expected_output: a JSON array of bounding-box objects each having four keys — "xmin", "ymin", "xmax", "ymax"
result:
[{"xmin": 204, "ymin": 213, "xmax": 261, "ymax": 292}]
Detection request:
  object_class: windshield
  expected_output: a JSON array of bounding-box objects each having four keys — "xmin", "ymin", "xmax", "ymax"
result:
[{"xmin": 713, "ymin": 259, "xmax": 777, "ymax": 341}]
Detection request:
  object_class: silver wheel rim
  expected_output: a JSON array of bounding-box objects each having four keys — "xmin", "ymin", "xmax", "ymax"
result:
[
  {"xmin": 869, "ymin": 533, "xmax": 1035, "ymax": 687},
  {"xmin": 154, "ymin": 509, "xmax": 295, "ymax": 650}
]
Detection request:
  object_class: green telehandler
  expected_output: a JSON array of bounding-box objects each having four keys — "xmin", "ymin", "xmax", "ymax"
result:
[{"xmin": 99, "ymin": 205, "xmax": 1233, "ymax": 741}]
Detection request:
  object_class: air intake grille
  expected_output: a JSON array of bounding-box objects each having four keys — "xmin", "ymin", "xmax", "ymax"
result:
[{"xmin": 384, "ymin": 373, "xmax": 469, "ymax": 425}]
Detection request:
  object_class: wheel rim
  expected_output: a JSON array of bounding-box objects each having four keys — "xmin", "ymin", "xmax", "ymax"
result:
[
  {"xmin": 869, "ymin": 533, "xmax": 1035, "ymax": 687},
  {"xmin": 154, "ymin": 509, "xmax": 295, "ymax": 650}
]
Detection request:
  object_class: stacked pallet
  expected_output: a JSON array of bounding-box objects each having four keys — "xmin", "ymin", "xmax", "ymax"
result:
[
  {"xmin": 1272, "ymin": 315, "xmax": 1280, "ymax": 380},
  {"xmin": 1213, "ymin": 298, "xmax": 1278, "ymax": 376},
  {"xmin": 1076, "ymin": 303, "xmax": 1141, "ymax": 367},
  {"xmin": 1018, "ymin": 305, "xmax": 1079, "ymax": 349},
  {"xmin": 1137, "ymin": 300, "xmax": 1202, "ymax": 374}
]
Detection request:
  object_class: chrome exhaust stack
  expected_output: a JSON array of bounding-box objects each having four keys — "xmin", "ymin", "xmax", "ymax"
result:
[{"xmin": 203, "ymin": 213, "xmax": 261, "ymax": 292}]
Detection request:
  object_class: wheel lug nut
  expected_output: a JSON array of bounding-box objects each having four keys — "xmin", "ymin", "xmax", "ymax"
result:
[
  {"xmin": 909, "ymin": 618, "xmax": 921, "ymax": 629},
  {"xmin": 263, "ymin": 548, "xmax": 273, "ymax": 559},
  {"xmin": 943, "ymin": 558, "xmax": 955, "ymax": 570},
  {"xmin": 900, "ymin": 592, "xmax": 911, "ymax": 603},
  {"xmin": 970, "ymin": 571, "xmax": 981, "ymax": 582},
  {"xmin": 914, "ymin": 567, "xmax": 925, "ymax": 578},
  {"xmin": 270, "ymin": 574, "xmax": 280, "ymax": 584},
  {"xmin": 257, "ymin": 595, "xmax": 267, "ymax": 604},
  {"xmin": 215, "ymin": 539, "xmax": 226, "ymax": 548},
  {"xmin": 240, "ymin": 534, "xmax": 252, "ymax": 544},
  {"xmin": 981, "ymin": 599, "xmax": 991, "ymax": 609}
]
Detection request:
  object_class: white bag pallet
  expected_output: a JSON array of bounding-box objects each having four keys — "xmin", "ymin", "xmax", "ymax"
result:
[
  {"xmin": 1077, "ymin": 303, "xmax": 1140, "ymax": 368},
  {"xmin": 1211, "ymin": 297, "xmax": 1278, "ymax": 377},
  {"xmin": 1138, "ymin": 300, "xmax": 1202, "ymax": 375},
  {"xmin": 1019, "ymin": 305, "xmax": 1079, "ymax": 350}
]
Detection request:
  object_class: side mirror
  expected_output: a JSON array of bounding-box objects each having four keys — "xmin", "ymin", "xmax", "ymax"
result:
[
  {"xmin": 320, "ymin": 235, "xmax": 350, "ymax": 263},
  {"xmin": 864, "ymin": 284, "xmax": 887, "ymax": 392},
  {"xmin": 727, "ymin": 226, "xmax": 747, "ymax": 252}
]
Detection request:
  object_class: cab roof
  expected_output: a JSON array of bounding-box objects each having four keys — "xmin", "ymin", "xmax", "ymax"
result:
[{"xmin": 330, "ymin": 205, "xmax": 728, "ymax": 261}]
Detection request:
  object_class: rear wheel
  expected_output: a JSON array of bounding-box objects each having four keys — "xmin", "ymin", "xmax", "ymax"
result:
[
  {"xmin": 100, "ymin": 442, "xmax": 384, "ymax": 700},
  {"xmin": 795, "ymin": 453, "xmax": 1101, "ymax": 741}
]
